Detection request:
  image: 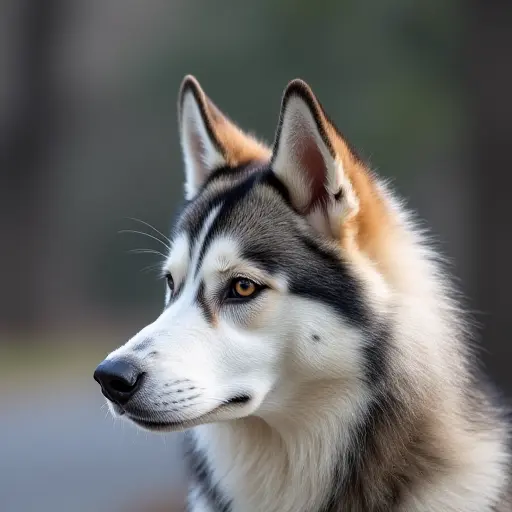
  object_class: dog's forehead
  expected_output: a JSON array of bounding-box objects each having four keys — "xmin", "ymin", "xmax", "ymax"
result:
[
  {"xmin": 174, "ymin": 168, "xmax": 296, "ymax": 260},
  {"xmin": 165, "ymin": 165, "xmax": 366, "ymax": 325}
]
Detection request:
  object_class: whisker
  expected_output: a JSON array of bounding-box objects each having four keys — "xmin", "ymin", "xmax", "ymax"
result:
[
  {"xmin": 119, "ymin": 229, "xmax": 171, "ymax": 251},
  {"xmin": 128, "ymin": 248, "xmax": 167, "ymax": 259},
  {"xmin": 126, "ymin": 217, "xmax": 171, "ymax": 245},
  {"xmin": 140, "ymin": 263, "xmax": 164, "ymax": 275}
]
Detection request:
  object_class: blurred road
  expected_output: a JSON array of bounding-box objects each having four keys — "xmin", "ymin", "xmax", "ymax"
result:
[{"xmin": 0, "ymin": 375, "xmax": 187, "ymax": 512}]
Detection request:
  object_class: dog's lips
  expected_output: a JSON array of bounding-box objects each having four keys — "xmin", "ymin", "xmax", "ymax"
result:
[
  {"xmin": 125, "ymin": 409, "xmax": 219, "ymax": 432},
  {"xmin": 123, "ymin": 394, "xmax": 253, "ymax": 431},
  {"xmin": 129, "ymin": 416, "xmax": 193, "ymax": 431}
]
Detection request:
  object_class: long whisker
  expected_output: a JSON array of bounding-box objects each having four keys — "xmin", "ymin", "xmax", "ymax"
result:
[
  {"xmin": 126, "ymin": 217, "xmax": 171, "ymax": 245},
  {"xmin": 128, "ymin": 248, "xmax": 168, "ymax": 259},
  {"xmin": 140, "ymin": 263, "xmax": 164, "ymax": 275},
  {"xmin": 119, "ymin": 229, "xmax": 171, "ymax": 251}
]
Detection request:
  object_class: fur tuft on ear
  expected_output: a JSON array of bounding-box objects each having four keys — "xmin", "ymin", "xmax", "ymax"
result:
[
  {"xmin": 271, "ymin": 79, "xmax": 359, "ymax": 236},
  {"xmin": 178, "ymin": 75, "xmax": 271, "ymax": 200}
]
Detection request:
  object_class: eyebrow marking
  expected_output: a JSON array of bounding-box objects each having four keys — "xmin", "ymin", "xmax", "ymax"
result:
[{"xmin": 190, "ymin": 205, "xmax": 222, "ymax": 279}]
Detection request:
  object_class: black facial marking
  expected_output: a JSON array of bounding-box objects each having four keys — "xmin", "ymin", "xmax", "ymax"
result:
[
  {"xmin": 180, "ymin": 162, "xmax": 264, "ymax": 251},
  {"xmin": 195, "ymin": 171, "xmax": 263, "ymax": 274},
  {"xmin": 192, "ymin": 165, "xmax": 291, "ymax": 277},
  {"xmin": 241, "ymin": 231, "xmax": 367, "ymax": 328},
  {"xmin": 202, "ymin": 161, "xmax": 263, "ymax": 190},
  {"xmin": 312, "ymin": 334, "xmax": 321, "ymax": 342},
  {"xmin": 186, "ymin": 193, "xmax": 225, "ymax": 252},
  {"xmin": 291, "ymin": 236, "xmax": 367, "ymax": 326},
  {"xmin": 185, "ymin": 432, "xmax": 232, "ymax": 512},
  {"xmin": 258, "ymin": 168, "xmax": 292, "ymax": 206},
  {"xmin": 197, "ymin": 281, "xmax": 214, "ymax": 324}
]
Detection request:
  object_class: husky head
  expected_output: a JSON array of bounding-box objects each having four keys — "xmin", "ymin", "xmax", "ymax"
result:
[{"xmin": 94, "ymin": 76, "xmax": 392, "ymax": 432}]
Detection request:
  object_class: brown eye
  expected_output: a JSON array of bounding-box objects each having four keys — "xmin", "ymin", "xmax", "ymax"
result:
[{"xmin": 230, "ymin": 278, "xmax": 258, "ymax": 299}]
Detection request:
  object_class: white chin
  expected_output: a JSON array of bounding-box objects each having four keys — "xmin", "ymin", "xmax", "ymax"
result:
[{"xmin": 127, "ymin": 401, "xmax": 257, "ymax": 432}]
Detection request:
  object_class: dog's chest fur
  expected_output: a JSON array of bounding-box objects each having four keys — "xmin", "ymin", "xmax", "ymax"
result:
[
  {"xmin": 185, "ymin": 411, "xmax": 511, "ymax": 512},
  {"xmin": 186, "ymin": 420, "xmax": 342, "ymax": 512}
]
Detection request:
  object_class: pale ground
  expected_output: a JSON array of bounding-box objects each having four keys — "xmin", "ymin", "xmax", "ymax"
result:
[{"xmin": 0, "ymin": 340, "xmax": 188, "ymax": 512}]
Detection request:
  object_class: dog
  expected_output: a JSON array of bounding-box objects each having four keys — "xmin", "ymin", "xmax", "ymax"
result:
[{"xmin": 94, "ymin": 75, "xmax": 511, "ymax": 511}]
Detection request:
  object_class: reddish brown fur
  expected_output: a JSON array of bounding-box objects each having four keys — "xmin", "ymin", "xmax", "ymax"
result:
[
  {"xmin": 179, "ymin": 76, "xmax": 271, "ymax": 167},
  {"xmin": 281, "ymin": 80, "xmax": 394, "ymax": 272}
]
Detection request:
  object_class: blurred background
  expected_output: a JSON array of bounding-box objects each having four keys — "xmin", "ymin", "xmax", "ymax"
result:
[{"xmin": 1, "ymin": 1, "xmax": 511, "ymax": 511}]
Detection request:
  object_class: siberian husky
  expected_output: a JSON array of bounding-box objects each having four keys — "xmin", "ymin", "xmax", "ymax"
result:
[{"xmin": 94, "ymin": 76, "xmax": 511, "ymax": 511}]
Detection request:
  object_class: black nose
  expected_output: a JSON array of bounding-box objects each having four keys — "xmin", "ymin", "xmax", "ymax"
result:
[{"xmin": 93, "ymin": 358, "xmax": 144, "ymax": 405}]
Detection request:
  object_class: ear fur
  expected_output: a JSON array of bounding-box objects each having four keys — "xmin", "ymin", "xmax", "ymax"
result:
[
  {"xmin": 178, "ymin": 75, "xmax": 270, "ymax": 200},
  {"xmin": 271, "ymin": 79, "xmax": 360, "ymax": 237}
]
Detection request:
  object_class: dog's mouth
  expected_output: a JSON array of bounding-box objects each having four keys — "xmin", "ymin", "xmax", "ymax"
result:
[
  {"xmin": 121, "ymin": 394, "xmax": 252, "ymax": 432},
  {"xmin": 223, "ymin": 394, "xmax": 251, "ymax": 406}
]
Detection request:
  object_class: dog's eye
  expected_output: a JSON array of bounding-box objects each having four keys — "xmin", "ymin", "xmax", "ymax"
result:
[
  {"xmin": 165, "ymin": 273, "xmax": 174, "ymax": 294},
  {"xmin": 228, "ymin": 278, "xmax": 260, "ymax": 300}
]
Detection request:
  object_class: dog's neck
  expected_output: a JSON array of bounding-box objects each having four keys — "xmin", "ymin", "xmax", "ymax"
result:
[
  {"xmin": 189, "ymin": 370, "xmax": 505, "ymax": 512},
  {"xmin": 189, "ymin": 384, "xmax": 362, "ymax": 512}
]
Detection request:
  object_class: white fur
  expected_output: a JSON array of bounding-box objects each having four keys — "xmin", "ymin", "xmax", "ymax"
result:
[{"xmin": 180, "ymin": 90, "xmax": 225, "ymax": 200}]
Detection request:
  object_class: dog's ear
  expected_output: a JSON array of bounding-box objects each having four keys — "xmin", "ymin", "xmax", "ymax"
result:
[
  {"xmin": 271, "ymin": 79, "xmax": 360, "ymax": 233},
  {"xmin": 178, "ymin": 75, "xmax": 270, "ymax": 200}
]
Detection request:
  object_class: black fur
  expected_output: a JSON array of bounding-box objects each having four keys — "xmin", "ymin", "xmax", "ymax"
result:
[
  {"xmin": 185, "ymin": 432, "xmax": 232, "ymax": 512},
  {"xmin": 197, "ymin": 281, "xmax": 214, "ymax": 324}
]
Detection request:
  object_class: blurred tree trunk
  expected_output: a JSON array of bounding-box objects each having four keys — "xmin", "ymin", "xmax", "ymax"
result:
[
  {"xmin": 0, "ymin": 0, "xmax": 62, "ymax": 337},
  {"xmin": 470, "ymin": 1, "xmax": 512, "ymax": 395}
]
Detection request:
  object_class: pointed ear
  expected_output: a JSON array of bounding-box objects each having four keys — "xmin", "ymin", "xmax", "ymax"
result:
[
  {"xmin": 178, "ymin": 76, "xmax": 225, "ymax": 199},
  {"xmin": 271, "ymin": 79, "xmax": 359, "ymax": 231},
  {"xmin": 178, "ymin": 75, "xmax": 270, "ymax": 200}
]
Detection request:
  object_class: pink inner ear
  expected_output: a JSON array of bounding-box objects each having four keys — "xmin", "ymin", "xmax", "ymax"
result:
[{"xmin": 296, "ymin": 131, "xmax": 327, "ymax": 211}]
